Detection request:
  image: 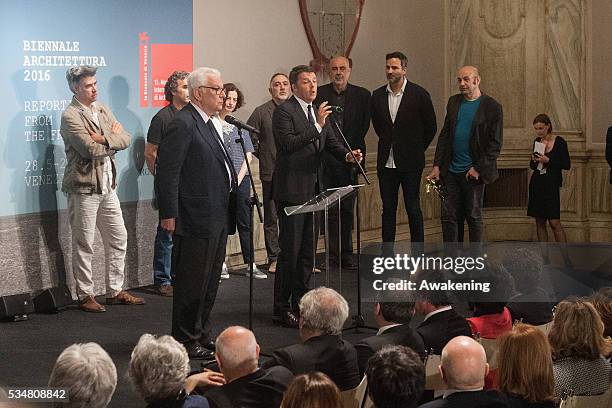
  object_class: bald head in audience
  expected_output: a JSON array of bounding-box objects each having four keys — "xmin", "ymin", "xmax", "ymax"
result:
[
  {"xmin": 215, "ymin": 326, "xmax": 260, "ymax": 383},
  {"xmin": 439, "ymin": 336, "xmax": 489, "ymax": 390}
]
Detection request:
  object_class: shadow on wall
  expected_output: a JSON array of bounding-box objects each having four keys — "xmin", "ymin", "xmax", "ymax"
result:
[{"xmin": 109, "ymin": 75, "xmax": 145, "ymax": 287}]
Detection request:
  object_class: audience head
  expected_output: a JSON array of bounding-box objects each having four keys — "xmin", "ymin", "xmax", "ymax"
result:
[
  {"xmin": 269, "ymin": 72, "xmax": 290, "ymax": 104},
  {"xmin": 66, "ymin": 65, "xmax": 98, "ymax": 107},
  {"xmin": 48, "ymin": 342, "xmax": 117, "ymax": 408},
  {"xmin": 328, "ymin": 55, "xmax": 352, "ymax": 91},
  {"xmin": 456, "ymin": 65, "xmax": 481, "ymax": 99},
  {"xmin": 415, "ymin": 268, "xmax": 454, "ymax": 315},
  {"xmin": 221, "ymin": 82, "xmax": 245, "ymax": 114},
  {"xmin": 128, "ymin": 334, "xmax": 189, "ymax": 403},
  {"xmin": 187, "ymin": 67, "xmax": 224, "ymax": 115},
  {"xmin": 375, "ymin": 302, "xmax": 415, "ymax": 327},
  {"xmin": 289, "ymin": 65, "xmax": 317, "ymax": 103},
  {"xmin": 299, "ymin": 287, "xmax": 349, "ymax": 340},
  {"xmin": 470, "ymin": 261, "xmax": 514, "ymax": 315},
  {"xmin": 164, "ymin": 70, "xmax": 190, "ymax": 105},
  {"xmin": 498, "ymin": 323, "xmax": 556, "ymax": 403},
  {"xmin": 587, "ymin": 287, "xmax": 612, "ymax": 338},
  {"xmin": 281, "ymin": 372, "xmax": 342, "ymax": 408},
  {"xmin": 385, "ymin": 51, "xmax": 407, "ymax": 87},
  {"xmin": 502, "ymin": 248, "xmax": 544, "ymax": 295},
  {"xmin": 549, "ymin": 297, "xmax": 606, "ymax": 360},
  {"xmin": 366, "ymin": 345, "xmax": 425, "ymax": 408},
  {"xmin": 215, "ymin": 326, "xmax": 260, "ymax": 382},
  {"xmin": 533, "ymin": 113, "xmax": 553, "ymax": 136},
  {"xmin": 440, "ymin": 336, "xmax": 489, "ymax": 390}
]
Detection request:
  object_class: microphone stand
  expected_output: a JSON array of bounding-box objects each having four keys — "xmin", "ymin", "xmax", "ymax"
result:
[
  {"xmin": 234, "ymin": 127, "xmax": 263, "ymax": 331},
  {"xmin": 328, "ymin": 117, "xmax": 376, "ymax": 333}
]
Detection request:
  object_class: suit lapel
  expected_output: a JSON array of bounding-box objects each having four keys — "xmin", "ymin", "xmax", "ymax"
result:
[
  {"xmin": 379, "ymin": 88, "xmax": 393, "ymax": 125},
  {"xmin": 190, "ymin": 106, "xmax": 228, "ymax": 173}
]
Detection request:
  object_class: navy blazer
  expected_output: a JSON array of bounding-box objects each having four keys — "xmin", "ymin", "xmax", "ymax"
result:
[
  {"xmin": 156, "ymin": 103, "xmax": 236, "ymax": 238},
  {"xmin": 370, "ymin": 80, "xmax": 437, "ymax": 172},
  {"xmin": 433, "ymin": 93, "xmax": 503, "ymax": 184},
  {"xmin": 272, "ymin": 96, "xmax": 348, "ymax": 204}
]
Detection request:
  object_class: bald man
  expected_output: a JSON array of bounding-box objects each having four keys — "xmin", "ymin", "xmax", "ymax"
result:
[
  {"xmin": 419, "ymin": 336, "xmax": 509, "ymax": 408},
  {"xmin": 204, "ymin": 326, "xmax": 293, "ymax": 408},
  {"xmin": 315, "ymin": 56, "xmax": 370, "ymax": 269},
  {"xmin": 427, "ymin": 66, "xmax": 503, "ymax": 243}
]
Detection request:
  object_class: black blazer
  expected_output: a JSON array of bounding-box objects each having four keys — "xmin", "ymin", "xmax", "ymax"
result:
[
  {"xmin": 433, "ymin": 94, "xmax": 503, "ymax": 184},
  {"xmin": 316, "ymin": 83, "xmax": 371, "ymax": 188},
  {"xmin": 204, "ymin": 366, "xmax": 293, "ymax": 408},
  {"xmin": 355, "ymin": 324, "xmax": 425, "ymax": 377},
  {"xmin": 370, "ymin": 80, "xmax": 437, "ymax": 172},
  {"xmin": 156, "ymin": 103, "xmax": 236, "ymax": 237},
  {"xmin": 272, "ymin": 96, "xmax": 349, "ymax": 204},
  {"xmin": 416, "ymin": 309, "xmax": 472, "ymax": 355},
  {"xmin": 262, "ymin": 334, "xmax": 360, "ymax": 391},
  {"xmin": 529, "ymin": 136, "xmax": 570, "ymax": 187},
  {"xmin": 419, "ymin": 390, "xmax": 510, "ymax": 408},
  {"xmin": 606, "ymin": 126, "xmax": 612, "ymax": 184}
]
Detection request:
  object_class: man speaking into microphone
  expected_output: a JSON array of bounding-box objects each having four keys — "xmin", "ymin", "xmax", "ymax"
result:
[{"xmin": 271, "ymin": 64, "xmax": 362, "ymax": 327}]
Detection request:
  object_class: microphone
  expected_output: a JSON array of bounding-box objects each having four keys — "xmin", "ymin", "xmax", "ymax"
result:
[
  {"xmin": 225, "ymin": 115, "xmax": 260, "ymax": 134},
  {"xmin": 315, "ymin": 104, "xmax": 344, "ymax": 113}
]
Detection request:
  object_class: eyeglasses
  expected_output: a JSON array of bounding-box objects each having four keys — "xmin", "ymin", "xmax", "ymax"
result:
[{"xmin": 199, "ymin": 85, "xmax": 225, "ymax": 95}]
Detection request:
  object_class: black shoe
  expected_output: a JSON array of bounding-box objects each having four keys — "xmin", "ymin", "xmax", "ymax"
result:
[
  {"xmin": 200, "ymin": 340, "xmax": 216, "ymax": 351},
  {"xmin": 184, "ymin": 342, "xmax": 215, "ymax": 360},
  {"xmin": 273, "ymin": 311, "xmax": 299, "ymax": 328},
  {"xmin": 342, "ymin": 259, "xmax": 358, "ymax": 270}
]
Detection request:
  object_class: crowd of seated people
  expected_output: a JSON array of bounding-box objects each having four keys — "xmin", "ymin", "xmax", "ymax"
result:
[{"xmin": 43, "ymin": 277, "xmax": 610, "ymax": 408}]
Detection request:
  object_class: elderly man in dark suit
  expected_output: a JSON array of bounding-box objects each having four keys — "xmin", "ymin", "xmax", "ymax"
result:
[
  {"xmin": 156, "ymin": 67, "xmax": 237, "ymax": 360},
  {"xmin": 204, "ymin": 326, "xmax": 293, "ymax": 408},
  {"xmin": 355, "ymin": 301, "xmax": 425, "ymax": 377},
  {"xmin": 263, "ymin": 287, "xmax": 360, "ymax": 391},
  {"xmin": 247, "ymin": 73, "xmax": 291, "ymax": 273},
  {"xmin": 271, "ymin": 65, "xmax": 362, "ymax": 327},
  {"xmin": 315, "ymin": 56, "xmax": 371, "ymax": 269},
  {"xmin": 427, "ymin": 66, "xmax": 503, "ymax": 243},
  {"xmin": 371, "ymin": 51, "xmax": 437, "ymax": 249}
]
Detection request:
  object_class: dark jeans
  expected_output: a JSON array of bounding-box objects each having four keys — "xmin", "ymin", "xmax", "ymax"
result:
[
  {"xmin": 153, "ymin": 224, "xmax": 173, "ymax": 286},
  {"xmin": 378, "ymin": 167, "xmax": 424, "ymax": 243},
  {"xmin": 441, "ymin": 171, "xmax": 485, "ymax": 242},
  {"xmin": 235, "ymin": 176, "xmax": 254, "ymax": 264},
  {"xmin": 262, "ymin": 180, "xmax": 280, "ymax": 262},
  {"xmin": 274, "ymin": 200, "xmax": 315, "ymax": 315}
]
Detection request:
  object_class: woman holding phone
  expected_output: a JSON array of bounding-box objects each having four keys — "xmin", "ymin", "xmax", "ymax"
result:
[{"xmin": 527, "ymin": 113, "xmax": 571, "ymax": 244}]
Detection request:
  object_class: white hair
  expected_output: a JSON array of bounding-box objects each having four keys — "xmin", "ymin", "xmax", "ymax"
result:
[
  {"xmin": 216, "ymin": 326, "xmax": 258, "ymax": 372},
  {"xmin": 48, "ymin": 343, "xmax": 117, "ymax": 408},
  {"xmin": 299, "ymin": 287, "xmax": 349, "ymax": 335},
  {"xmin": 128, "ymin": 334, "xmax": 190, "ymax": 402},
  {"xmin": 187, "ymin": 67, "xmax": 221, "ymax": 99}
]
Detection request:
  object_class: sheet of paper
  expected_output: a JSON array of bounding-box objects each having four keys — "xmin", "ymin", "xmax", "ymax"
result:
[{"xmin": 534, "ymin": 141, "xmax": 546, "ymax": 173}]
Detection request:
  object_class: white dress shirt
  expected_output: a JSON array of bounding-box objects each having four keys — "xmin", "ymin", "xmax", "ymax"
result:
[
  {"xmin": 385, "ymin": 77, "xmax": 407, "ymax": 168},
  {"xmin": 295, "ymin": 96, "xmax": 323, "ymax": 133}
]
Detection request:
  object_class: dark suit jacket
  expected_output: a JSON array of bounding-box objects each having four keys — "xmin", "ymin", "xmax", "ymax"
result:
[
  {"xmin": 416, "ymin": 309, "xmax": 472, "ymax": 355},
  {"xmin": 606, "ymin": 126, "xmax": 612, "ymax": 184},
  {"xmin": 272, "ymin": 96, "xmax": 349, "ymax": 204},
  {"xmin": 315, "ymin": 83, "xmax": 370, "ymax": 188},
  {"xmin": 433, "ymin": 94, "xmax": 503, "ymax": 184},
  {"xmin": 355, "ymin": 324, "xmax": 425, "ymax": 377},
  {"xmin": 204, "ymin": 366, "xmax": 293, "ymax": 408},
  {"xmin": 156, "ymin": 103, "xmax": 235, "ymax": 237},
  {"xmin": 247, "ymin": 100, "xmax": 278, "ymax": 182},
  {"xmin": 419, "ymin": 390, "xmax": 510, "ymax": 408},
  {"xmin": 262, "ymin": 334, "xmax": 360, "ymax": 391},
  {"xmin": 370, "ymin": 80, "xmax": 437, "ymax": 172}
]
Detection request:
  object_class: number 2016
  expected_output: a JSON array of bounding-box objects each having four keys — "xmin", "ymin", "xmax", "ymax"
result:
[{"xmin": 24, "ymin": 70, "xmax": 50, "ymax": 82}]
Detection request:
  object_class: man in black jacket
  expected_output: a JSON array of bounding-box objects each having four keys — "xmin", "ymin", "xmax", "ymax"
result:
[
  {"xmin": 315, "ymin": 56, "xmax": 371, "ymax": 269},
  {"xmin": 272, "ymin": 65, "xmax": 362, "ymax": 327},
  {"xmin": 371, "ymin": 51, "xmax": 437, "ymax": 248},
  {"xmin": 355, "ymin": 301, "xmax": 425, "ymax": 377},
  {"xmin": 262, "ymin": 287, "xmax": 360, "ymax": 391},
  {"xmin": 204, "ymin": 326, "xmax": 293, "ymax": 408},
  {"xmin": 427, "ymin": 66, "xmax": 503, "ymax": 243}
]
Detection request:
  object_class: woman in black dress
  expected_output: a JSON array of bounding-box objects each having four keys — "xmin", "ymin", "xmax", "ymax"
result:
[{"xmin": 527, "ymin": 114, "xmax": 571, "ymax": 243}]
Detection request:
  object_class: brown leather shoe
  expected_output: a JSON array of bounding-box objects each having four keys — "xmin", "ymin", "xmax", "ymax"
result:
[
  {"xmin": 158, "ymin": 285, "xmax": 173, "ymax": 297},
  {"xmin": 79, "ymin": 296, "xmax": 106, "ymax": 313},
  {"xmin": 106, "ymin": 291, "xmax": 146, "ymax": 305}
]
